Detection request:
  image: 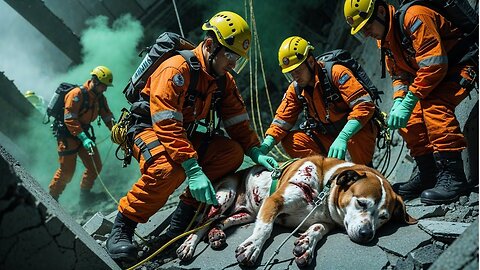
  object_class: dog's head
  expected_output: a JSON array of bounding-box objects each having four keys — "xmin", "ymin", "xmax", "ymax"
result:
[{"xmin": 330, "ymin": 166, "xmax": 417, "ymax": 243}]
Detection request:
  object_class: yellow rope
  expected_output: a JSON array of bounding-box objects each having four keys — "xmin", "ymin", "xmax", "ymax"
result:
[
  {"xmin": 248, "ymin": 0, "xmax": 290, "ymax": 160},
  {"xmin": 125, "ymin": 203, "xmax": 212, "ymax": 270}
]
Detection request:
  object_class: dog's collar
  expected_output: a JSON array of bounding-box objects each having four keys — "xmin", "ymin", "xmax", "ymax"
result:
[
  {"xmin": 313, "ymin": 180, "xmax": 332, "ymax": 206},
  {"xmin": 269, "ymin": 158, "xmax": 299, "ymax": 195}
]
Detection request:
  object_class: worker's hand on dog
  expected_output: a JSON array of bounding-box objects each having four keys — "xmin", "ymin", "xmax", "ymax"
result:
[
  {"xmin": 182, "ymin": 158, "xmax": 218, "ymax": 206},
  {"xmin": 247, "ymin": 146, "xmax": 279, "ymax": 171},
  {"xmin": 328, "ymin": 137, "xmax": 348, "ymax": 159}
]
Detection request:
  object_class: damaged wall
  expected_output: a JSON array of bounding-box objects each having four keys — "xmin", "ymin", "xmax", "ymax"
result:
[{"xmin": 0, "ymin": 146, "xmax": 119, "ymax": 270}]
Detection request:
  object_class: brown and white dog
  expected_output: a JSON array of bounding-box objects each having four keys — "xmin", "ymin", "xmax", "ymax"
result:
[{"xmin": 176, "ymin": 155, "xmax": 416, "ymax": 267}]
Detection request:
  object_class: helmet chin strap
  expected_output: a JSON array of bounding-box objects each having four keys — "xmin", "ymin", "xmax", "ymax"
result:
[
  {"xmin": 208, "ymin": 45, "xmax": 223, "ymax": 78},
  {"xmin": 306, "ymin": 58, "xmax": 316, "ymax": 86},
  {"xmin": 91, "ymin": 77, "xmax": 101, "ymax": 95}
]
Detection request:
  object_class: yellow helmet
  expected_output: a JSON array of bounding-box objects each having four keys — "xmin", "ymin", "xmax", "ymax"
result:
[
  {"xmin": 24, "ymin": 90, "xmax": 44, "ymax": 109},
  {"xmin": 202, "ymin": 11, "xmax": 251, "ymax": 58},
  {"xmin": 24, "ymin": 90, "xmax": 36, "ymax": 98},
  {"xmin": 344, "ymin": 0, "xmax": 376, "ymax": 35},
  {"xmin": 90, "ymin": 66, "xmax": 113, "ymax": 86},
  {"xmin": 278, "ymin": 36, "xmax": 315, "ymax": 74}
]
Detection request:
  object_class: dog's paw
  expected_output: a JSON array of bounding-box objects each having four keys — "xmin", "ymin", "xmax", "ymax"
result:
[
  {"xmin": 235, "ymin": 239, "xmax": 260, "ymax": 266},
  {"xmin": 293, "ymin": 233, "xmax": 314, "ymax": 267},
  {"xmin": 176, "ymin": 234, "xmax": 197, "ymax": 261},
  {"xmin": 208, "ymin": 227, "xmax": 227, "ymax": 249}
]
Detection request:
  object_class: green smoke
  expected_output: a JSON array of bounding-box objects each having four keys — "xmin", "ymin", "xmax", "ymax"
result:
[{"xmin": 19, "ymin": 14, "xmax": 144, "ymax": 212}]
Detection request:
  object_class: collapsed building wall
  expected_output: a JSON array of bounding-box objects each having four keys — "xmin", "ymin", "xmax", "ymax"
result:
[{"xmin": 0, "ymin": 146, "xmax": 119, "ymax": 270}]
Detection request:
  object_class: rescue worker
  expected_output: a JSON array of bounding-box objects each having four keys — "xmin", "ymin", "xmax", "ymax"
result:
[
  {"xmin": 258, "ymin": 36, "xmax": 378, "ymax": 165},
  {"xmin": 48, "ymin": 66, "xmax": 115, "ymax": 203},
  {"xmin": 344, "ymin": 0, "xmax": 477, "ymax": 204},
  {"xmin": 106, "ymin": 11, "xmax": 278, "ymax": 263},
  {"xmin": 24, "ymin": 90, "xmax": 46, "ymax": 114}
]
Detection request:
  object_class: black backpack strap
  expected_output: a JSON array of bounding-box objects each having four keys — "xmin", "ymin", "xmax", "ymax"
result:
[
  {"xmin": 321, "ymin": 62, "xmax": 341, "ymax": 103},
  {"xmin": 395, "ymin": 1, "xmax": 418, "ymax": 59},
  {"xmin": 178, "ymin": 50, "xmax": 200, "ymax": 92},
  {"xmin": 79, "ymin": 86, "xmax": 90, "ymax": 115}
]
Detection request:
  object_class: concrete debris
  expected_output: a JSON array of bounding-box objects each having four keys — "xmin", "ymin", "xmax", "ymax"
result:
[
  {"xmin": 407, "ymin": 205, "xmax": 448, "ymax": 220},
  {"xmin": 429, "ymin": 219, "xmax": 479, "ymax": 270},
  {"xmin": 418, "ymin": 220, "xmax": 471, "ymax": 241}
]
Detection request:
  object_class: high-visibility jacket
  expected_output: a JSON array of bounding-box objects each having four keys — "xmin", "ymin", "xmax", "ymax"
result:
[
  {"xmin": 64, "ymin": 80, "xmax": 114, "ymax": 136},
  {"xmin": 265, "ymin": 61, "xmax": 375, "ymax": 141},
  {"xmin": 141, "ymin": 43, "xmax": 259, "ymax": 164},
  {"xmin": 380, "ymin": 5, "xmax": 467, "ymax": 100}
]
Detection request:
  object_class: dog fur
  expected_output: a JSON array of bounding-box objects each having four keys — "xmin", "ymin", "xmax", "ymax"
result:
[{"xmin": 176, "ymin": 155, "xmax": 416, "ymax": 267}]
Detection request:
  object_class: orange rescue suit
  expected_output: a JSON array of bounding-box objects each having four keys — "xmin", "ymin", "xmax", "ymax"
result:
[
  {"xmin": 265, "ymin": 61, "xmax": 377, "ymax": 165},
  {"xmin": 119, "ymin": 44, "xmax": 260, "ymax": 223},
  {"xmin": 49, "ymin": 80, "xmax": 114, "ymax": 198},
  {"xmin": 380, "ymin": 5, "xmax": 477, "ymax": 156}
]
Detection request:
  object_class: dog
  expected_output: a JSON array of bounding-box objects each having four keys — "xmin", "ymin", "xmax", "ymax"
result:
[{"xmin": 175, "ymin": 155, "xmax": 417, "ymax": 267}]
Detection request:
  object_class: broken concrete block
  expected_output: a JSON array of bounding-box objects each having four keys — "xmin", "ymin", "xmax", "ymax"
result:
[
  {"xmin": 410, "ymin": 244, "xmax": 443, "ymax": 269},
  {"xmin": 418, "ymin": 220, "xmax": 471, "ymax": 242},
  {"xmin": 83, "ymin": 212, "xmax": 113, "ymax": 236},
  {"xmin": 407, "ymin": 205, "xmax": 447, "ymax": 220},
  {"xmin": 429, "ymin": 219, "xmax": 479, "ymax": 270}
]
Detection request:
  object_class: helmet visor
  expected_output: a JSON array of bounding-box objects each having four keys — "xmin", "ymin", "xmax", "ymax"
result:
[{"xmin": 224, "ymin": 48, "xmax": 248, "ymax": 74}]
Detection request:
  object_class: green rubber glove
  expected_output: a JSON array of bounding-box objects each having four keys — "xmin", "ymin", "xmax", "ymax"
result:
[
  {"xmin": 181, "ymin": 158, "xmax": 218, "ymax": 205},
  {"xmin": 327, "ymin": 119, "xmax": 362, "ymax": 160},
  {"xmin": 247, "ymin": 147, "xmax": 279, "ymax": 171},
  {"xmin": 389, "ymin": 98, "xmax": 404, "ymax": 116},
  {"xmin": 387, "ymin": 91, "xmax": 419, "ymax": 129},
  {"xmin": 77, "ymin": 131, "xmax": 95, "ymax": 151},
  {"xmin": 258, "ymin": 135, "xmax": 276, "ymax": 155}
]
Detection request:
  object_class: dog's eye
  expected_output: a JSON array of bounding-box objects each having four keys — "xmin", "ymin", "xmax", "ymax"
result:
[{"xmin": 356, "ymin": 200, "xmax": 368, "ymax": 209}]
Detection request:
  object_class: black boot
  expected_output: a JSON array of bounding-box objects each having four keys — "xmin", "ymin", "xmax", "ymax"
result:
[
  {"xmin": 79, "ymin": 189, "xmax": 106, "ymax": 207},
  {"xmin": 421, "ymin": 152, "xmax": 468, "ymax": 205},
  {"xmin": 393, "ymin": 153, "xmax": 437, "ymax": 199},
  {"xmin": 106, "ymin": 212, "xmax": 138, "ymax": 263},
  {"xmin": 155, "ymin": 200, "xmax": 197, "ymax": 247},
  {"xmin": 166, "ymin": 200, "xmax": 197, "ymax": 238}
]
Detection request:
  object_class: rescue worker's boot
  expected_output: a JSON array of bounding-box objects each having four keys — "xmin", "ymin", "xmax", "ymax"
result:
[
  {"xmin": 156, "ymin": 200, "xmax": 197, "ymax": 247},
  {"xmin": 392, "ymin": 153, "xmax": 436, "ymax": 199},
  {"xmin": 421, "ymin": 152, "xmax": 468, "ymax": 205},
  {"xmin": 106, "ymin": 212, "xmax": 138, "ymax": 263}
]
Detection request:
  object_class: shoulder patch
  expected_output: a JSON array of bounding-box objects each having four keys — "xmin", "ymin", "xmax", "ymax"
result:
[
  {"xmin": 338, "ymin": 73, "xmax": 351, "ymax": 85},
  {"xmin": 172, "ymin": 73, "xmax": 185, "ymax": 87}
]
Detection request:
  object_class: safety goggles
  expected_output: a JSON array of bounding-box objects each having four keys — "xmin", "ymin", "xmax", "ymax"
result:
[{"xmin": 224, "ymin": 48, "xmax": 248, "ymax": 75}]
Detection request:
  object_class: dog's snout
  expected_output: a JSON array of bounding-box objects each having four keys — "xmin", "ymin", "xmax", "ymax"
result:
[{"xmin": 358, "ymin": 226, "xmax": 374, "ymax": 242}]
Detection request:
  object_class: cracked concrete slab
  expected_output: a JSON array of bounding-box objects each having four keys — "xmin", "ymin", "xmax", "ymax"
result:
[{"xmin": 0, "ymin": 145, "xmax": 120, "ymax": 270}]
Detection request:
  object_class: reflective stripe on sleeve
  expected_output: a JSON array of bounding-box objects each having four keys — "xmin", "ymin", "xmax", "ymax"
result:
[
  {"xmin": 349, "ymin": 94, "xmax": 373, "ymax": 108},
  {"xmin": 152, "ymin": 110, "xmax": 183, "ymax": 124},
  {"xmin": 393, "ymin": 84, "xmax": 409, "ymax": 93},
  {"xmin": 272, "ymin": 118, "xmax": 293, "ymax": 130},
  {"xmin": 418, "ymin": 55, "xmax": 448, "ymax": 68},
  {"xmin": 223, "ymin": 113, "xmax": 250, "ymax": 128}
]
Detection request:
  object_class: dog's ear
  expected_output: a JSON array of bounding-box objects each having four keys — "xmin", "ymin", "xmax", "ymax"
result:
[
  {"xmin": 392, "ymin": 194, "xmax": 417, "ymax": 224},
  {"xmin": 333, "ymin": 169, "xmax": 367, "ymax": 187}
]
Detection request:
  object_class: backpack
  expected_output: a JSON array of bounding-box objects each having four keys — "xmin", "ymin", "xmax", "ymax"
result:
[
  {"xmin": 123, "ymin": 32, "xmax": 200, "ymax": 104},
  {"xmin": 116, "ymin": 32, "xmax": 225, "ymax": 165},
  {"xmin": 46, "ymin": 83, "xmax": 88, "ymax": 123},
  {"xmin": 395, "ymin": 0, "xmax": 478, "ymax": 65},
  {"xmin": 294, "ymin": 49, "xmax": 387, "ymax": 140}
]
